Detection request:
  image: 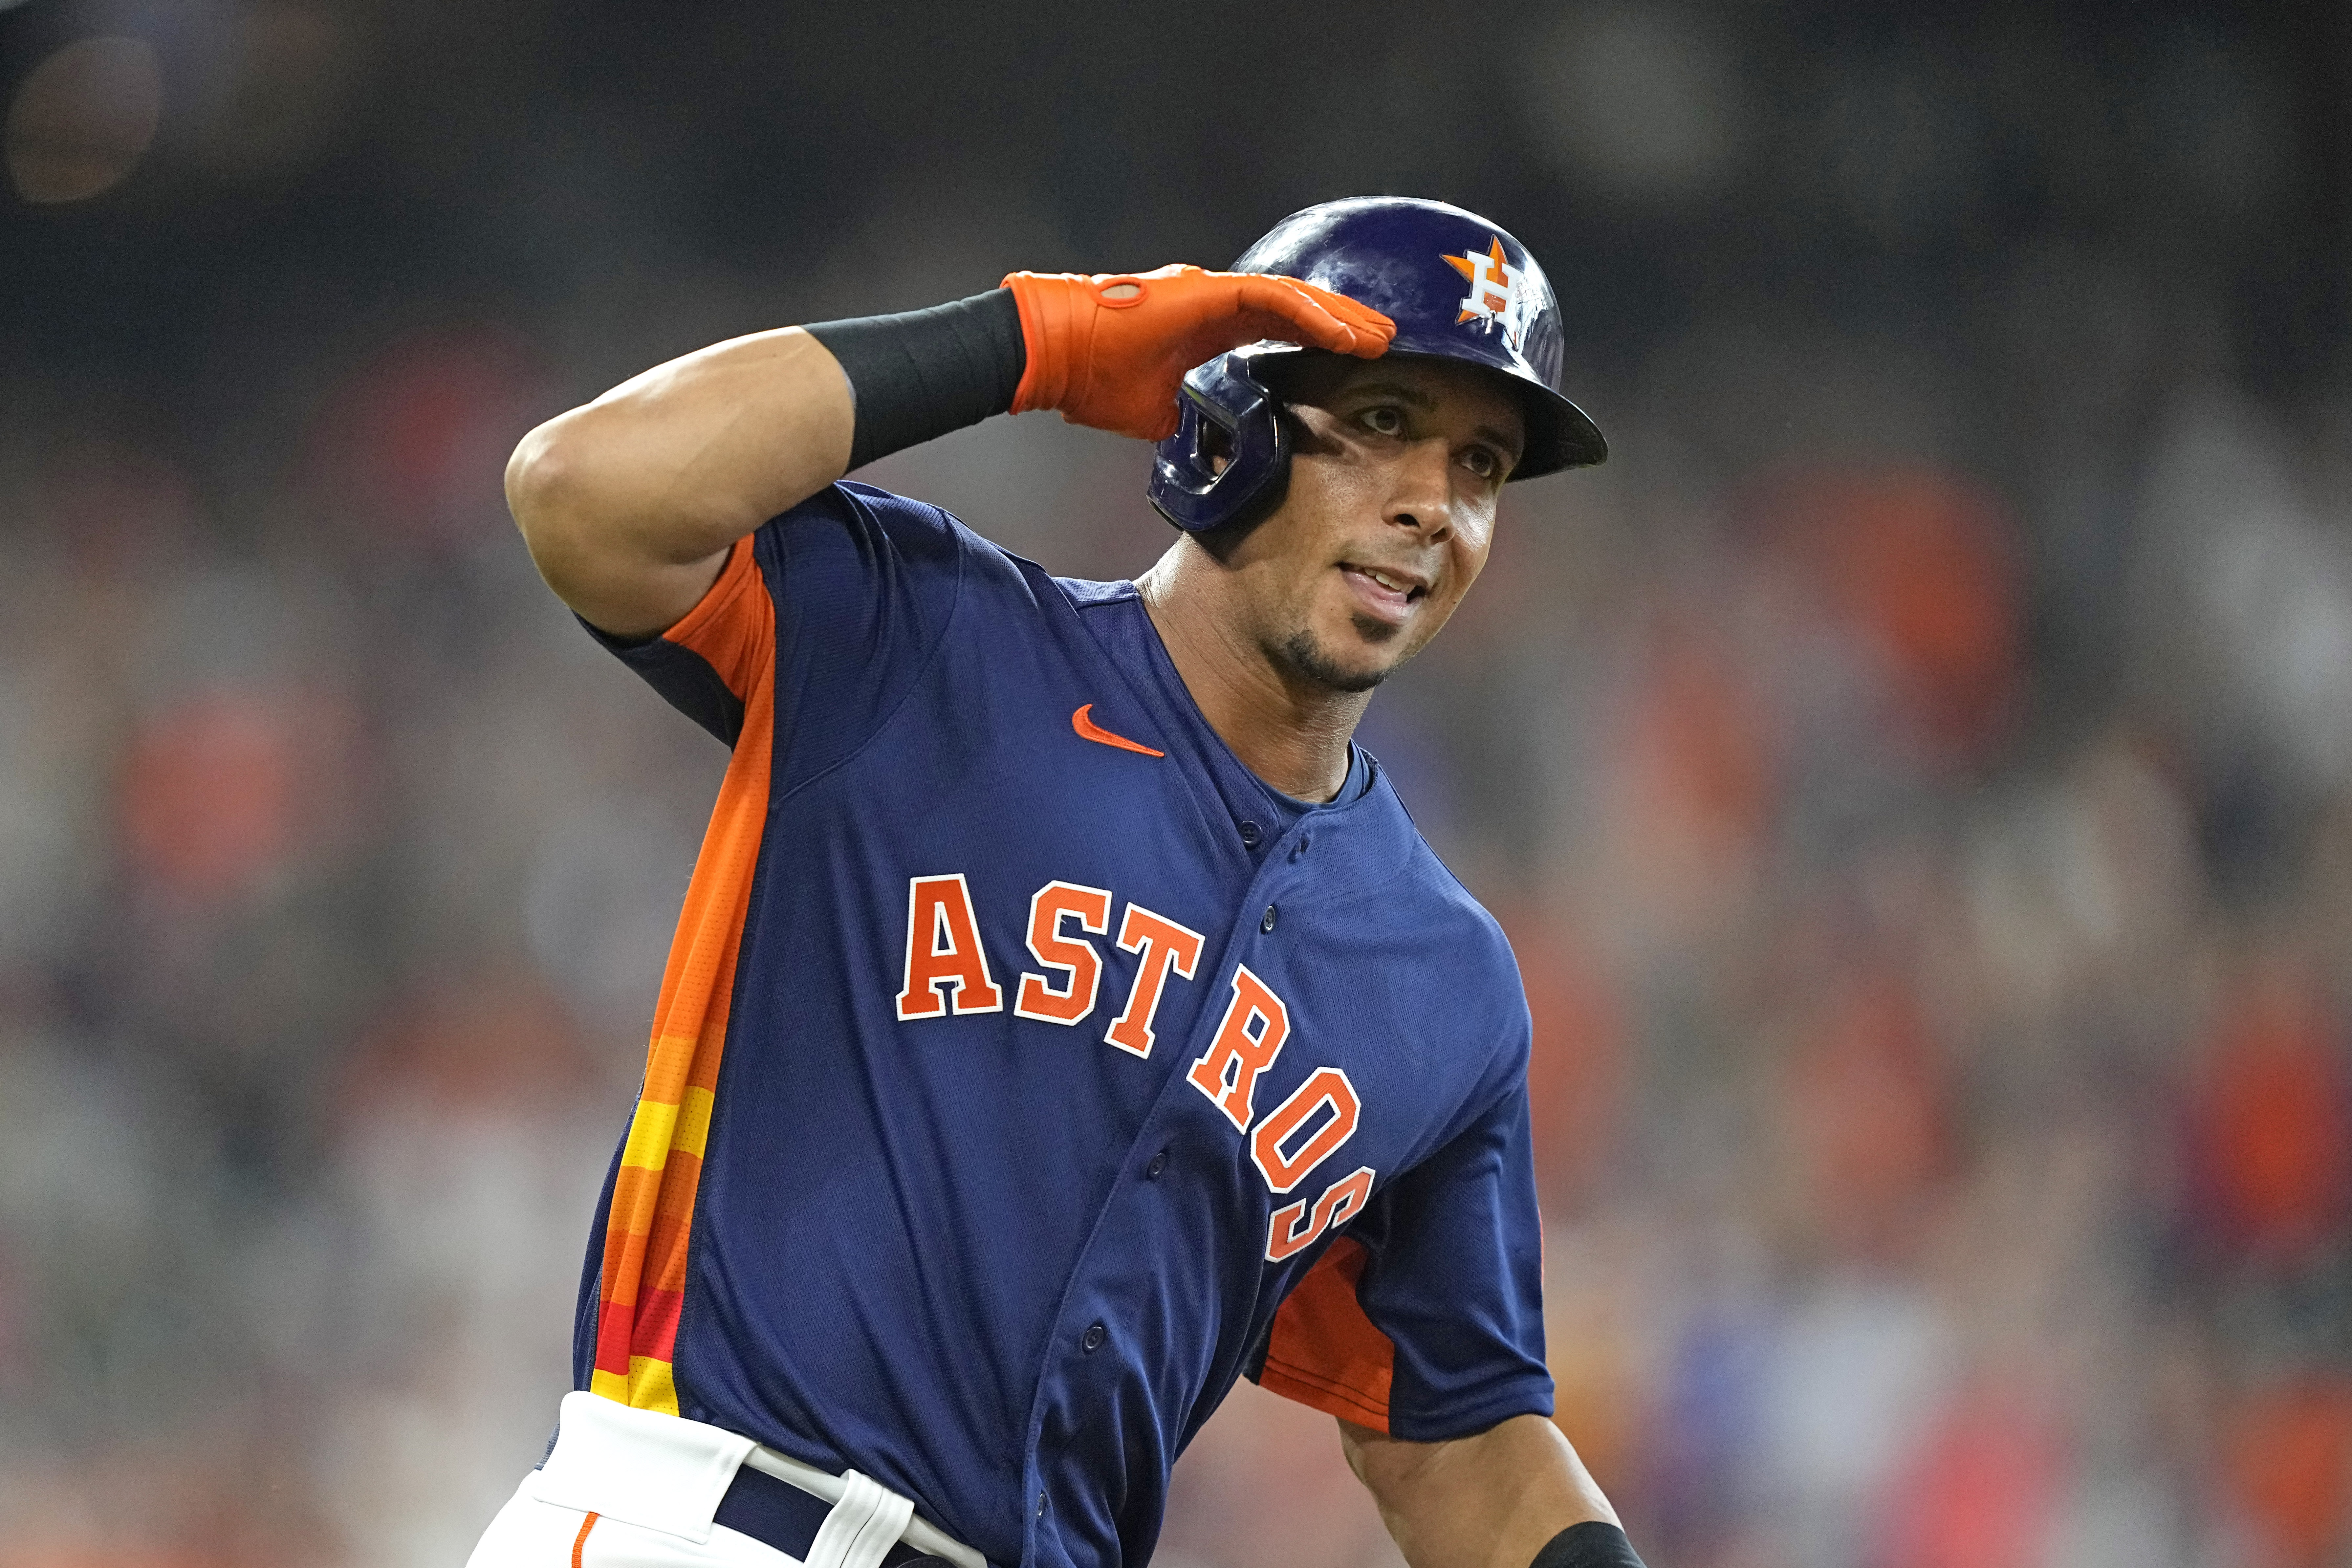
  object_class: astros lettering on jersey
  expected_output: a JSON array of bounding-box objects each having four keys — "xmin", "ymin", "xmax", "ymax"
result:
[{"xmin": 576, "ymin": 482, "xmax": 1551, "ymax": 1568}]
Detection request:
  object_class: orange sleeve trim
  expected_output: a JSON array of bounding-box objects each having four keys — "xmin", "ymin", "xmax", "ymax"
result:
[
  {"xmin": 1260, "ymin": 1237, "xmax": 1396, "ymax": 1432},
  {"xmin": 661, "ymin": 538, "xmax": 772, "ymax": 702}
]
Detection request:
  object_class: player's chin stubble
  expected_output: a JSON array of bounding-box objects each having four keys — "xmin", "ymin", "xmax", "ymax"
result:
[{"xmin": 1268, "ymin": 618, "xmax": 1400, "ymax": 695}]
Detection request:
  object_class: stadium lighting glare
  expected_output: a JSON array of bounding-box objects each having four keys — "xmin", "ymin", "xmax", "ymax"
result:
[{"xmin": 6, "ymin": 36, "xmax": 163, "ymax": 204}]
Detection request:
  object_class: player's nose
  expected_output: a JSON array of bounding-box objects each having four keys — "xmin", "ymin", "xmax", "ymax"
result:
[{"xmin": 1382, "ymin": 437, "xmax": 1455, "ymax": 541}]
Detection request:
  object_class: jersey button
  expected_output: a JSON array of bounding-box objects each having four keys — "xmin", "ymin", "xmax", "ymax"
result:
[
  {"xmin": 1238, "ymin": 820, "xmax": 1262, "ymax": 848},
  {"xmin": 1260, "ymin": 904, "xmax": 1277, "ymax": 933},
  {"xmin": 1037, "ymin": 1492, "xmax": 1048, "ymax": 1519},
  {"xmin": 1082, "ymin": 1322, "xmax": 1107, "ymax": 1353},
  {"xmin": 1146, "ymin": 1149, "xmax": 1168, "ymax": 1179}
]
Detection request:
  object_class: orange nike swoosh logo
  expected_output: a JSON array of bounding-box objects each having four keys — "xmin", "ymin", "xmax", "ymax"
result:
[{"xmin": 1072, "ymin": 704, "xmax": 1165, "ymax": 758}]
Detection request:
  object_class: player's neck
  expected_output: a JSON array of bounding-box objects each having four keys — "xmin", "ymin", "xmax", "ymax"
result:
[{"xmin": 1137, "ymin": 554, "xmax": 1367, "ymax": 804}]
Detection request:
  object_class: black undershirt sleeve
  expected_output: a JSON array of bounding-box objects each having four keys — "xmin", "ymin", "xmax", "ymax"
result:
[
  {"xmin": 803, "ymin": 288, "xmax": 1027, "ymax": 470},
  {"xmin": 1530, "ymin": 1523, "xmax": 1646, "ymax": 1568}
]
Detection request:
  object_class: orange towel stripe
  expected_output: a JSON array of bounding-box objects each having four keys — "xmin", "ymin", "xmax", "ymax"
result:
[
  {"xmin": 590, "ymin": 546, "xmax": 776, "ymax": 1417},
  {"xmin": 652, "ymin": 1148, "xmax": 704, "ymax": 1217},
  {"xmin": 645, "ymin": 1195, "xmax": 699, "ymax": 1294},
  {"xmin": 598, "ymin": 1200, "xmax": 653, "ymax": 1291}
]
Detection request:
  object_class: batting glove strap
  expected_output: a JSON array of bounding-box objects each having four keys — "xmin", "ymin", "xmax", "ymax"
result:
[
  {"xmin": 1530, "ymin": 1523, "xmax": 1647, "ymax": 1568},
  {"xmin": 804, "ymin": 288, "xmax": 1028, "ymax": 471}
]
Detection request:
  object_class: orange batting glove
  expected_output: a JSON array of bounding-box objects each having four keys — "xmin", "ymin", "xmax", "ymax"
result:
[{"xmin": 1000, "ymin": 265, "xmax": 1395, "ymax": 440}]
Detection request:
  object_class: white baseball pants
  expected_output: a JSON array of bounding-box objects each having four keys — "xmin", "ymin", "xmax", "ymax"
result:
[{"xmin": 465, "ymin": 1392, "xmax": 974, "ymax": 1568}]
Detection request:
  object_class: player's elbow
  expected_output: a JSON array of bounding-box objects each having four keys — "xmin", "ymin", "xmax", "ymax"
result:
[
  {"xmin": 506, "ymin": 409, "xmax": 629, "ymax": 607},
  {"xmin": 506, "ymin": 413, "xmax": 586, "ymax": 559}
]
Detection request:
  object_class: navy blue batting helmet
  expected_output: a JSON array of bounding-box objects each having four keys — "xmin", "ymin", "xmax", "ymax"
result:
[{"xmin": 1147, "ymin": 196, "xmax": 1606, "ymax": 533}]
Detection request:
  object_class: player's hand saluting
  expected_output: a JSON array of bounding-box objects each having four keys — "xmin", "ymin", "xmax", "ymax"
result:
[{"xmin": 1000, "ymin": 265, "xmax": 1395, "ymax": 440}]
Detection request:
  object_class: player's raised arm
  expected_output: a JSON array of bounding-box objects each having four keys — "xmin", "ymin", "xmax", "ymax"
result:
[
  {"xmin": 503, "ymin": 269, "xmax": 1392, "ymax": 638},
  {"xmin": 505, "ymin": 325, "xmax": 853, "ymax": 637}
]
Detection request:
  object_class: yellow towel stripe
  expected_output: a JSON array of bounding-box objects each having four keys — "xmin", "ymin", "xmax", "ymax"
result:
[
  {"xmin": 674, "ymin": 1087, "xmax": 714, "ymax": 1159},
  {"xmin": 588, "ymin": 1357, "xmax": 680, "ymax": 1415},
  {"xmin": 621, "ymin": 1099, "xmax": 681, "ymax": 1170},
  {"xmin": 628, "ymin": 1356, "xmax": 679, "ymax": 1415}
]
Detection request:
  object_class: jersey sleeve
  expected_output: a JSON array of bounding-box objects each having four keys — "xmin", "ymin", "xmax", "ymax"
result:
[
  {"xmin": 581, "ymin": 482, "xmax": 964, "ymax": 774},
  {"xmin": 1253, "ymin": 1075, "xmax": 1553, "ymax": 1442},
  {"xmin": 579, "ymin": 534, "xmax": 773, "ymax": 746}
]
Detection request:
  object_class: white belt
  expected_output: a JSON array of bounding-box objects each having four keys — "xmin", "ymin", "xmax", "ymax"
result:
[{"xmin": 531, "ymin": 1391, "xmax": 988, "ymax": 1568}]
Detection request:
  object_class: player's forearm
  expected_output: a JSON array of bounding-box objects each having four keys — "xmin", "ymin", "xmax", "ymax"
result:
[
  {"xmin": 1342, "ymin": 1414, "xmax": 1621, "ymax": 1568},
  {"xmin": 507, "ymin": 325, "xmax": 855, "ymax": 636}
]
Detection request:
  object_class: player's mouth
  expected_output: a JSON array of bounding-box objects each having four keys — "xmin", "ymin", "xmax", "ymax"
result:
[{"xmin": 1338, "ymin": 562, "xmax": 1429, "ymax": 625}]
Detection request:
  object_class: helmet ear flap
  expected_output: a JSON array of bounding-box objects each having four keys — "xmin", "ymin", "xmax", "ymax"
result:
[{"xmin": 1147, "ymin": 352, "xmax": 1292, "ymax": 534}]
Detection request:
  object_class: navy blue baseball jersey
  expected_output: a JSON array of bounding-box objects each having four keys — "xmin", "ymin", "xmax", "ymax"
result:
[{"xmin": 572, "ymin": 481, "xmax": 1552, "ymax": 1568}]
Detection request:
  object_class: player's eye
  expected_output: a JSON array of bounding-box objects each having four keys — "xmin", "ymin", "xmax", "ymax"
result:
[
  {"xmin": 1358, "ymin": 405, "xmax": 1405, "ymax": 438},
  {"xmin": 1461, "ymin": 446, "xmax": 1501, "ymax": 481}
]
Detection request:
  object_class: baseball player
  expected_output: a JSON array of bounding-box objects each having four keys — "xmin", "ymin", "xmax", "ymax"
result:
[{"xmin": 473, "ymin": 197, "xmax": 1644, "ymax": 1568}]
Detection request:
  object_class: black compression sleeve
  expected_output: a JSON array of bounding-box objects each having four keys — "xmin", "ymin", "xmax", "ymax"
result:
[
  {"xmin": 1530, "ymin": 1523, "xmax": 1647, "ymax": 1568},
  {"xmin": 803, "ymin": 289, "xmax": 1027, "ymax": 470}
]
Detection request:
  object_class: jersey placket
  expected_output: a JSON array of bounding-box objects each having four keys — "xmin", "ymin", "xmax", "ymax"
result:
[{"xmin": 1015, "ymin": 802, "xmax": 1342, "ymax": 1567}]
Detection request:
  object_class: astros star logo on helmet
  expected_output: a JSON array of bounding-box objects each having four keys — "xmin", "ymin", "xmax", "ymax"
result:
[{"xmin": 1443, "ymin": 237, "xmax": 1533, "ymax": 356}]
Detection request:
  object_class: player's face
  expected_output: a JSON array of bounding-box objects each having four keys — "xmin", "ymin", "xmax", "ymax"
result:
[{"xmin": 1225, "ymin": 356, "xmax": 1525, "ymax": 693}]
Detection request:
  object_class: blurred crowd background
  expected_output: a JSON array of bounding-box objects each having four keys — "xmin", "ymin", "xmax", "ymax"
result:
[{"xmin": 4, "ymin": 2, "xmax": 2351, "ymax": 1565}]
